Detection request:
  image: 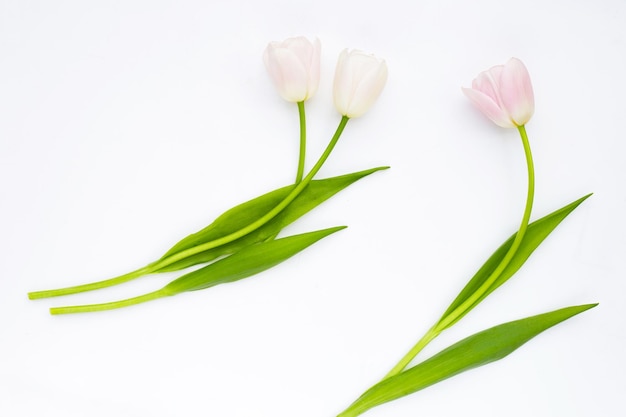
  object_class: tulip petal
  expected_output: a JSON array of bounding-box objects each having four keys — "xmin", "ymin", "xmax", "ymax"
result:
[
  {"xmin": 472, "ymin": 65, "xmax": 504, "ymax": 106},
  {"xmin": 346, "ymin": 59, "xmax": 388, "ymax": 118},
  {"xmin": 265, "ymin": 47, "xmax": 308, "ymax": 102},
  {"xmin": 462, "ymin": 87, "xmax": 515, "ymax": 128},
  {"xmin": 333, "ymin": 49, "xmax": 388, "ymax": 118},
  {"xmin": 464, "ymin": 58, "xmax": 535, "ymax": 128},
  {"xmin": 281, "ymin": 37, "xmax": 321, "ymax": 99},
  {"xmin": 308, "ymin": 38, "xmax": 321, "ymax": 98},
  {"xmin": 333, "ymin": 49, "xmax": 353, "ymax": 116},
  {"xmin": 500, "ymin": 58, "xmax": 535, "ymax": 126},
  {"xmin": 263, "ymin": 37, "xmax": 320, "ymax": 102}
]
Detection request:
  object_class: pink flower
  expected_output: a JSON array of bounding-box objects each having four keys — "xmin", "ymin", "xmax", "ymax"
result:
[
  {"xmin": 462, "ymin": 58, "xmax": 535, "ymax": 128},
  {"xmin": 333, "ymin": 49, "xmax": 388, "ymax": 118},
  {"xmin": 263, "ymin": 37, "xmax": 321, "ymax": 102}
]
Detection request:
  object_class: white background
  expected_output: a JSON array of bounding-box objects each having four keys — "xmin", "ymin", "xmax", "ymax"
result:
[{"xmin": 1, "ymin": 0, "xmax": 624, "ymax": 416}]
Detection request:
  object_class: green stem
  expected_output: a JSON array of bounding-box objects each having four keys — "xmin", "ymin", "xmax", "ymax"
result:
[
  {"xmin": 29, "ymin": 117, "xmax": 350, "ymax": 299},
  {"xmin": 382, "ymin": 125, "xmax": 535, "ymax": 379},
  {"xmin": 148, "ymin": 116, "xmax": 350, "ymax": 271},
  {"xmin": 50, "ymin": 288, "xmax": 169, "ymax": 315},
  {"xmin": 295, "ymin": 101, "xmax": 306, "ymax": 184},
  {"xmin": 27, "ymin": 265, "xmax": 154, "ymax": 300},
  {"xmin": 382, "ymin": 325, "xmax": 439, "ymax": 379},
  {"xmin": 435, "ymin": 125, "xmax": 535, "ymax": 331}
]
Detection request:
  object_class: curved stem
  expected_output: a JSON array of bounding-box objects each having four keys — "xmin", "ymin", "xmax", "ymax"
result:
[
  {"xmin": 434, "ymin": 125, "xmax": 534, "ymax": 331},
  {"xmin": 148, "ymin": 116, "xmax": 350, "ymax": 271},
  {"xmin": 27, "ymin": 265, "xmax": 154, "ymax": 299},
  {"xmin": 30, "ymin": 116, "xmax": 350, "ymax": 300},
  {"xmin": 383, "ymin": 125, "xmax": 535, "ymax": 379},
  {"xmin": 295, "ymin": 101, "xmax": 306, "ymax": 184},
  {"xmin": 50, "ymin": 289, "xmax": 169, "ymax": 315}
]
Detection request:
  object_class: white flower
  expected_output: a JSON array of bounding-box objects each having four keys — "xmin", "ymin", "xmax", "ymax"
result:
[
  {"xmin": 263, "ymin": 37, "xmax": 321, "ymax": 102},
  {"xmin": 333, "ymin": 49, "xmax": 388, "ymax": 118}
]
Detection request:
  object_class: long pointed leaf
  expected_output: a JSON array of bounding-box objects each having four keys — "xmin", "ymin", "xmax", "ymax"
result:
[
  {"xmin": 163, "ymin": 226, "xmax": 346, "ymax": 294},
  {"xmin": 438, "ymin": 194, "xmax": 591, "ymax": 329},
  {"xmin": 50, "ymin": 226, "xmax": 346, "ymax": 314},
  {"xmin": 338, "ymin": 303, "xmax": 597, "ymax": 417},
  {"xmin": 155, "ymin": 167, "xmax": 388, "ymax": 272}
]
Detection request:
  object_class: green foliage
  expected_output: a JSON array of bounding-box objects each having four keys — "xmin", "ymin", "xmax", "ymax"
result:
[
  {"xmin": 155, "ymin": 167, "xmax": 388, "ymax": 272},
  {"xmin": 338, "ymin": 304, "xmax": 597, "ymax": 417},
  {"xmin": 28, "ymin": 167, "xmax": 387, "ymax": 301},
  {"xmin": 437, "ymin": 194, "xmax": 591, "ymax": 330},
  {"xmin": 163, "ymin": 226, "xmax": 346, "ymax": 294},
  {"xmin": 50, "ymin": 227, "xmax": 346, "ymax": 314}
]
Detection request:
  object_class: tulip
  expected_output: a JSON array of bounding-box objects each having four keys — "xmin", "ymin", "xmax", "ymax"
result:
[
  {"xmin": 263, "ymin": 36, "xmax": 321, "ymax": 102},
  {"xmin": 333, "ymin": 49, "xmax": 388, "ymax": 118},
  {"xmin": 462, "ymin": 58, "xmax": 534, "ymax": 128}
]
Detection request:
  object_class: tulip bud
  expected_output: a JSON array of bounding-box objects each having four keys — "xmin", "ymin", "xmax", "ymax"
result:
[
  {"xmin": 263, "ymin": 36, "xmax": 321, "ymax": 102},
  {"xmin": 462, "ymin": 58, "xmax": 535, "ymax": 128},
  {"xmin": 333, "ymin": 49, "xmax": 388, "ymax": 118}
]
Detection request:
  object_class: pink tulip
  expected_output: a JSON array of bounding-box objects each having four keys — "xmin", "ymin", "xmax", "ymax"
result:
[
  {"xmin": 462, "ymin": 58, "xmax": 535, "ymax": 128},
  {"xmin": 333, "ymin": 49, "xmax": 388, "ymax": 118},
  {"xmin": 263, "ymin": 37, "xmax": 321, "ymax": 103}
]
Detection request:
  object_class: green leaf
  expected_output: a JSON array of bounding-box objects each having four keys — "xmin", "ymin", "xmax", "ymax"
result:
[
  {"xmin": 338, "ymin": 303, "xmax": 597, "ymax": 417},
  {"xmin": 50, "ymin": 226, "xmax": 346, "ymax": 314},
  {"xmin": 162, "ymin": 226, "xmax": 346, "ymax": 294},
  {"xmin": 154, "ymin": 167, "xmax": 388, "ymax": 272},
  {"xmin": 30, "ymin": 167, "xmax": 387, "ymax": 301},
  {"xmin": 437, "ymin": 193, "xmax": 591, "ymax": 330}
]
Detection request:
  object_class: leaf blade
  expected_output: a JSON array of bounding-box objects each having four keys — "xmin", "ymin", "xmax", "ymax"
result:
[
  {"xmin": 155, "ymin": 167, "xmax": 388, "ymax": 272},
  {"xmin": 438, "ymin": 193, "xmax": 591, "ymax": 330},
  {"xmin": 338, "ymin": 303, "xmax": 597, "ymax": 417},
  {"xmin": 163, "ymin": 226, "xmax": 346, "ymax": 294}
]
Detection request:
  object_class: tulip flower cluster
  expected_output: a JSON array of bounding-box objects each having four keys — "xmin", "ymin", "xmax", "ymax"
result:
[
  {"xmin": 28, "ymin": 36, "xmax": 389, "ymax": 314},
  {"xmin": 263, "ymin": 36, "xmax": 388, "ymax": 118},
  {"xmin": 27, "ymin": 39, "xmax": 594, "ymax": 417}
]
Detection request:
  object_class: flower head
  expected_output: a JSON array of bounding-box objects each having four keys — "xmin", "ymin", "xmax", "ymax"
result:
[
  {"xmin": 333, "ymin": 49, "xmax": 388, "ymax": 118},
  {"xmin": 462, "ymin": 58, "xmax": 534, "ymax": 128},
  {"xmin": 263, "ymin": 36, "xmax": 321, "ymax": 102}
]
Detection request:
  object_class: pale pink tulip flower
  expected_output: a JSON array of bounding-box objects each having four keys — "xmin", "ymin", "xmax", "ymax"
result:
[
  {"xmin": 462, "ymin": 58, "xmax": 535, "ymax": 128},
  {"xmin": 263, "ymin": 37, "xmax": 321, "ymax": 102},
  {"xmin": 333, "ymin": 49, "xmax": 388, "ymax": 118}
]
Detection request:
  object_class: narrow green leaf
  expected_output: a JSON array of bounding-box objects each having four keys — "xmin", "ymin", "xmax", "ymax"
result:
[
  {"xmin": 50, "ymin": 226, "xmax": 346, "ymax": 314},
  {"xmin": 338, "ymin": 303, "xmax": 597, "ymax": 417},
  {"xmin": 438, "ymin": 193, "xmax": 591, "ymax": 330},
  {"xmin": 30, "ymin": 167, "xmax": 387, "ymax": 300},
  {"xmin": 155, "ymin": 167, "xmax": 388, "ymax": 272},
  {"xmin": 162, "ymin": 226, "xmax": 346, "ymax": 294}
]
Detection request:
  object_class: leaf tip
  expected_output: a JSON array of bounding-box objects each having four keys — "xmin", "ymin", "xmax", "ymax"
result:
[
  {"xmin": 568, "ymin": 302, "xmax": 599, "ymax": 316},
  {"xmin": 566, "ymin": 193, "xmax": 593, "ymax": 211},
  {"xmin": 366, "ymin": 165, "xmax": 390, "ymax": 174}
]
